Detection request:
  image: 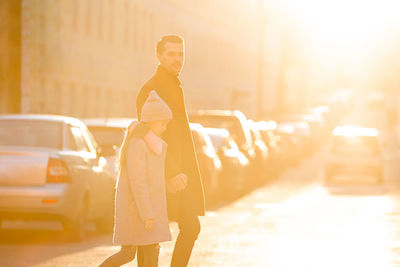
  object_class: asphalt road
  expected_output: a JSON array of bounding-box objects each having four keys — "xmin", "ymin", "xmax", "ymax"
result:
[{"xmin": 1, "ymin": 144, "xmax": 400, "ymax": 267}]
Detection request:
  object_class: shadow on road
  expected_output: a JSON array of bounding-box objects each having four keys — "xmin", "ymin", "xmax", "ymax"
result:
[
  {"xmin": 0, "ymin": 227, "xmax": 109, "ymax": 244},
  {"xmin": 0, "ymin": 227, "xmax": 113, "ymax": 267}
]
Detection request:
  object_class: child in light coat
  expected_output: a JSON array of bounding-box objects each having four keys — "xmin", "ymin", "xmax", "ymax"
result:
[{"xmin": 100, "ymin": 91, "xmax": 173, "ymax": 267}]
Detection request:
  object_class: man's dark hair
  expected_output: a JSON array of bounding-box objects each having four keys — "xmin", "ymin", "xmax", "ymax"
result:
[{"xmin": 156, "ymin": 35, "xmax": 184, "ymax": 54}]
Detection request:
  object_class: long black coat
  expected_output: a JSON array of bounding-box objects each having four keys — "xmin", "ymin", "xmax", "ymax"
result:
[{"xmin": 136, "ymin": 66, "xmax": 205, "ymax": 220}]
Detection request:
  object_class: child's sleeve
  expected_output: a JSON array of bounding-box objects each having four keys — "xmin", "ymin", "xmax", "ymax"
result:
[{"xmin": 126, "ymin": 139, "xmax": 154, "ymax": 221}]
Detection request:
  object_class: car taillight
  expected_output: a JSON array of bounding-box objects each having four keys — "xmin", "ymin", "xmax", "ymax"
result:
[{"xmin": 46, "ymin": 158, "xmax": 71, "ymax": 183}]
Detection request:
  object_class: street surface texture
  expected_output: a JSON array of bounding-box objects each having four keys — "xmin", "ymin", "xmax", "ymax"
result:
[{"xmin": 1, "ymin": 144, "xmax": 400, "ymax": 267}]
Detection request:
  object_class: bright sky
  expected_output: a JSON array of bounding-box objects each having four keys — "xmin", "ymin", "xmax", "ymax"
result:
[{"xmin": 281, "ymin": 0, "xmax": 400, "ymax": 73}]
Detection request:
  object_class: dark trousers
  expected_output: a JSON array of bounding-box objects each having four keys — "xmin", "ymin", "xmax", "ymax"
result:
[
  {"xmin": 100, "ymin": 244, "xmax": 159, "ymax": 267},
  {"xmin": 137, "ymin": 202, "xmax": 201, "ymax": 267}
]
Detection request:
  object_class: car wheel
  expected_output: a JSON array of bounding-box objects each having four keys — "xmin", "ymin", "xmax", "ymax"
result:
[{"xmin": 64, "ymin": 201, "xmax": 88, "ymax": 242}]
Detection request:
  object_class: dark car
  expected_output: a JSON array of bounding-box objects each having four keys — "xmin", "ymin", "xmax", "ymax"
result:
[
  {"xmin": 204, "ymin": 127, "xmax": 250, "ymax": 198},
  {"xmin": 190, "ymin": 110, "xmax": 256, "ymax": 172},
  {"xmin": 190, "ymin": 123, "xmax": 222, "ymax": 203}
]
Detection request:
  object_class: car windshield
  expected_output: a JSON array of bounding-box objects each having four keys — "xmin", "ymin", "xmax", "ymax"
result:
[
  {"xmin": 0, "ymin": 120, "xmax": 62, "ymax": 149},
  {"xmin": 332, "ymin": 135, "xmax": 380, "ymax": 155},
  {"xmin": 88, "ymin": 127, "xmax": 125, "ymax": 148}
]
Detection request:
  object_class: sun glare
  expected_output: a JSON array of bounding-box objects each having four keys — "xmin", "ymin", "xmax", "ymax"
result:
[
  {"xmin": 282, "ymin": 0, "xmax": 400, "ymax": 71},
  {"xmin": 333, "ymin": 125, "xmax": 378, "ymax": 137}
]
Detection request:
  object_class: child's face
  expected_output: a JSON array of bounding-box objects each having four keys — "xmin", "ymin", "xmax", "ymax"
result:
[{"xmin": 150, "ymin": 120, "xmax": 170, "ymax": 136}]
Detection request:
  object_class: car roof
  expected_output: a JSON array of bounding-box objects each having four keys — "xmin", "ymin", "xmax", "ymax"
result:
[
  {"xmin": 189, "ymin": 122, "xmax": 204, "ymax": 131},
  {"xmin": 191, "ymin": 109, "xmax": 247, "ymax": 118},
  {"xmin": 255, "ymin": 120, "xmax": 278, "ymax": 130},
  {"xmin": 203, "ymin": 127, "xmax": 230, "ymax": 138},
  {"xmin": 276, "ymin": 123, "xmax": 295, "ymax": 134},
  {"xmin": 0, "ymin": 114, "xmax": 87, "ymax": 128},
  {"xmin": 82, "ymin": 117, "xmax": 137, "ymax": 128}
]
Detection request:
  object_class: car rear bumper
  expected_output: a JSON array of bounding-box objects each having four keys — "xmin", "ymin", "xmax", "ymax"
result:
[{"xmin": 0, "ymin": 184, "xmax": 77, "ymax": 221}]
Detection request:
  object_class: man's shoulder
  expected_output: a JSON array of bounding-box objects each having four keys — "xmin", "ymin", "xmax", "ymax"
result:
[
  {"xmin": 143, "ymin": 69, "xmax": 164, "ymax": 87},
  {"xmin": 138, "ymin": 73, "xmax": 157, "ymax": 98},
  {"xmin": 139, "ymin": 72, "xmax": 163, "ymax": 94}
]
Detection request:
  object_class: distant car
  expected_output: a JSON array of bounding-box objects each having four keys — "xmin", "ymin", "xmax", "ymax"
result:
[
  {"xmin": 190, "ymin": 110, "xmax": 256, "ymax": 170},
  {"xmin": 204, "ymin": 127, "xmax": 249, "ymax": 198},
  {"xmin": 0, "ymin": 114, "xmax": 115, "ymax": 240},
  {"xmin": 247, "ymin": 120, "xmax": 270, "ymax": 178},
  {"xmin": 325, "ymin": 126, "xmax": 384, "ymax": 184},
  {"xmin": 83, "ymin": 118, "xmax": 136, "ymax": 177},
  {"xmin": 190, "ymin": 123, "xmax": 222, "ymax": 203},
  {"xmin": 289, "ymin": 121, "xmax": 313, "ymax": 155},
  {"xmin": 279, "ymin": 113, "xmax": 325, "ymax": 146},
  {"xmin": 310, "ymin": 105, "xmax": 333, "ymax": 129},
  {"xmin": 253, "ymin": 120, "xmax": 285, "ymax": 172},
  {"xmin": 275, "ymin": 122, "xmax": 301, "ymax": 165}
]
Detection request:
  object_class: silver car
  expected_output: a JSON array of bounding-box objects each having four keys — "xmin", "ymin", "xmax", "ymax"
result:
[
  {"xmin": 82, "ymin": 118, "xmax": 136, "ymax": 178},
  {"xmin": 0, "ymin": 114, "xmax": 115, "ymax": 240},
  {"xmin": 325, "ymin": 126, "xmax": 384, "ymax": 184}
]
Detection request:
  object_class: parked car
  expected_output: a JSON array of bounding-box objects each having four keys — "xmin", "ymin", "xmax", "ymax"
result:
[
  {"xmin": 83, "ymin": 118, "xmax": 136, "ymax": 177},
  {"xmin": 325, "ymin": 126, "xmax": 384, "ymax": 184},
  {"xmin": 0, "ymin": 114, "xmax": 115, "ymax": 240},
  {"xmin": 275, "ymin": 122, "xmax": 301, "ymax": 165},
  {"xmin": 204, "ymin": 127, "xmax": 249, "ymax": 198},
  {"xmin": 310, "ymin": 105, "xmax": 334, "ymax": 129},
  {"xmin": 253, "ymin": 120, "xmax": 285, "ymax": 173},
  {"xmin": 190, "ymin": 110, "xmax": 257, "ymax": 187},
  {"xmin": 279, "ymin": 113, "xmax": 325, "ymax": 145},
  {"xmin": 190, "ymin": 123, "xmax": 222, "ymax": 203},
  {"xmin": 289, "ymin": 121, "xmax": 314, "ymax": 155},
  {"xmin": 247, "ymin": 120, "xmax": 270, "ymax": 180}
]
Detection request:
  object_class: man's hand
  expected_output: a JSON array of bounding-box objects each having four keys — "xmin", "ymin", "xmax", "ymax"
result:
[
  {"xmin": 144, "ymin": 219, "xmax": 154, "ymax": 232},
  {"xmin": 167, "ymin": 173, "xmax": 188, "ymax": 193}
]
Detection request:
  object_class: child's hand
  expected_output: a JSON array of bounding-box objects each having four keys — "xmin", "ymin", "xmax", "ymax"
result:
[
  {"xmin": 167, "ymin": 173, "xmax": 188, "ymax": 193},
  {"xmin": 144, "ymin": 219, "xmax": 154, "ymax": 232}
]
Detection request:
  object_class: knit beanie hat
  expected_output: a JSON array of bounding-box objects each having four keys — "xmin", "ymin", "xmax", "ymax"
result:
[{"xmin": 140, "ymin": 90, "xmax": 173, "ymax": 122}]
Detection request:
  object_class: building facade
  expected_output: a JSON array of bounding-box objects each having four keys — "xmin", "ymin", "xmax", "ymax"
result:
[
  {"xmin": 1, "ymin": 0, "xmax": 286, "ymax": 119},
  {"xmin": 0, "ymin": 0, "xmax": 21, "ymax": 114}
]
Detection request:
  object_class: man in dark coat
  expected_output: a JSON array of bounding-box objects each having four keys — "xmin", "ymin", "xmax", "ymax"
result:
[{"xmin": 136, "ymin": 35, "xmax": 205, "ymax": 267}]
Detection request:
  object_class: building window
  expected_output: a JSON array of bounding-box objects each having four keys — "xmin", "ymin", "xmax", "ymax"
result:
[
  {"xmin": 70, "ymin": 82, "xmax": 79, "ymax": 117},
  {"xmin": 98, "ymin": 0, "xmax": 103, "ymax": 40},
  {"xmin": 108, "ymin": 0, "xmax": 114, "ymax": 43},
  {"xmin": 86, "ymin": 0, "xmax": 91, "ymax": 36},
  {"xmin": 149, "ymin": 13, "xmax": 154, "ymax": 50},
  {"xmin": 72, "ymin": 0, "xmax": 79, "ymax": 32},
  {"xmin": 140, "ymin": 10, "xmax": 146, "ymax": 52},
  {"xmin": 53, "ymin": 80, "xmax": 61, "ymax": 114},
  {"xmin": 133, "ymin": 6, "xmax": 138, "ymax": 49},
  {"xmin": 106, "ymin": 89, "xmax": 112, "ymax": 116},
  {"xmin": 83, "ymin": 87, "xmax": 90, "ymax": 117},
  {"xmin": 124, "ymin": 1, "xmax": 130, "ymax": 47}
]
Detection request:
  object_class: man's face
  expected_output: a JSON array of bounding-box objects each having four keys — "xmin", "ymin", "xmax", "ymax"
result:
[{"xmin": 157, "ymin": 42, "xmax": 184, "ymax": 75}]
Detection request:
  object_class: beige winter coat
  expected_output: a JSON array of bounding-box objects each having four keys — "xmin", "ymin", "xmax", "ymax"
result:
[{"xmin": 113, "ymin": 135, "xmax": 171, "ymax": 245}]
